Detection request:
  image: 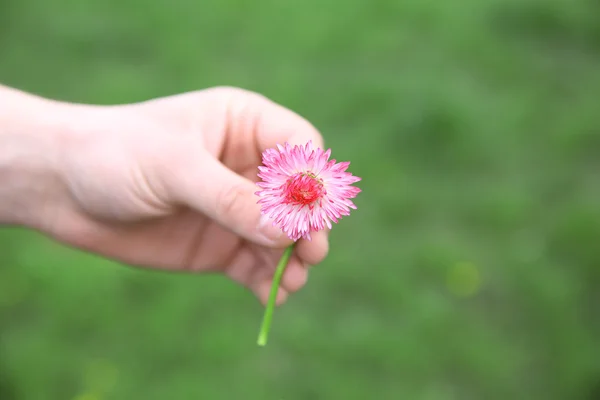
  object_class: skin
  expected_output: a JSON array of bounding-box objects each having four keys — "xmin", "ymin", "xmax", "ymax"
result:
[{"xmin": 0, "ymin": 84, "xmax": 330, "ymax": 305}]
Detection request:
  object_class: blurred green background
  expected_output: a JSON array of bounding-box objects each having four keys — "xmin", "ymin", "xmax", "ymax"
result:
[{"xmin": 1, "ymin": 0, "xmax": 600, "ymax": 399}]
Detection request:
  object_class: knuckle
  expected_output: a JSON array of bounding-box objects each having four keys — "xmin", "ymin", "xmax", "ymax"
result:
[{"xmin": 208, "ymin": 86, "xmax": 268, "ymax": 103}]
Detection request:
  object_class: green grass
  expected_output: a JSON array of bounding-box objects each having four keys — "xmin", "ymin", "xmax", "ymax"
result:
[{"xmin": 1, "ymin": 0, "xmax": 600, "ymax": 399}]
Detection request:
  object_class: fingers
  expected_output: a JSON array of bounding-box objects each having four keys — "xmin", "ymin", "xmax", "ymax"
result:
[
  {"xmin": 254, "ymin": 280, "xmax": 289, "ymax": 306},
  {"xmin": 223, "ymin": 87, "xmax": 325, "ymax": 154},
  {"xmin": 225, "ymin": 89, "xmax": 332, "ymax": 258},
  {"xmin": 236, "ymin": 91, "xmax": 332, "ymax": 264},
  {"xmin": 253, "ymin": 255, "xmax": 308, "ymax": 305},
  {"xmin": 225, "ymin": 248, "xmax": 308, "ymax": 306},
  {"xmin": 162, "ymin": 146, "xmax": 293, "ymax": 248},
  {"xmin": 255, "ymin": 101, "xmax": 325, "ymax": 151},
  {"xmin": 295, "ymin": 229, "xmax": 329, "ymax": 266},
  {"xmin": 281, "ymin": 255, "xmax": 309, "ymax": 293}
]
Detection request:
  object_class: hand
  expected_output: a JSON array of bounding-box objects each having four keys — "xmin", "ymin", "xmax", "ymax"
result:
[{"xmin": 18, "ymin": 87, "xmax": 330, "ymax": 305}]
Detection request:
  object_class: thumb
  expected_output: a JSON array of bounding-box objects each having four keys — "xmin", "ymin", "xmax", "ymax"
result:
[{"xmin": 161, "ymin": 147, "xmax": 293, "ymax": 248}]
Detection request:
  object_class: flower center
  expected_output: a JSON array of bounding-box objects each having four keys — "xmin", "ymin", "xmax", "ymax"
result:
[{"xmin": 283, "ymin": 172, "xmax": 325, "ymax": 206}]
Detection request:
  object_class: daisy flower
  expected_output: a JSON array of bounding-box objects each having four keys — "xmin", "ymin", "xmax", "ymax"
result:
[
  {"xmin": 255, "ymin": 141, "xmax": 361, "ymax": 346},
  {"xmin": 255, "ymin": 141, "xmax": 361, "ymax": 241}
]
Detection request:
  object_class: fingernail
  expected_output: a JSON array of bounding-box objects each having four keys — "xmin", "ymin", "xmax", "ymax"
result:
[{"xmin": 257, "ymin": 214, "xmax": 284, "ymax": 242}]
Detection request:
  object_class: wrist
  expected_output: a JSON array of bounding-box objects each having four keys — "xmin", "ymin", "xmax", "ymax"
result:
[{"xmin": 0, "ymin": 86, "xmax": 74, "ymax": 229}]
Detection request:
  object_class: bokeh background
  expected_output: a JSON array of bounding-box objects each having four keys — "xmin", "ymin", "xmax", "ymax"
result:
[{"xmin": 1, "ymin": 0, "xmax": 600, "ymax": 399}]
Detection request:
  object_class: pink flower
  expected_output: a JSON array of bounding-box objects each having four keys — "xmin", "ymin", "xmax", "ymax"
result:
[{"xmin": 255, "ymin": 141, "xmax": 361, "ymax": 241}]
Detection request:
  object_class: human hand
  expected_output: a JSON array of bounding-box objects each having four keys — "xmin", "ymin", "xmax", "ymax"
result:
[{"xmin": 6, "ymin": 86, "xmax": 329, "ymax": 305}]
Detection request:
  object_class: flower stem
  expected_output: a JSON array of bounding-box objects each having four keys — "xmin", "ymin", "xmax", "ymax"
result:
[{"xmin": 257, "ymin": 243, "xmax": 296, "ymax": 346}]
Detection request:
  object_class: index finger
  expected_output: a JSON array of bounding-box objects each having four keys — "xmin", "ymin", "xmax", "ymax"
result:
[{"xmin": 246, "ymin": 91, "xmax": 326, "ymax": 153}]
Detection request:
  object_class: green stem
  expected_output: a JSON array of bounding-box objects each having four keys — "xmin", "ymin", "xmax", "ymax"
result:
[{"xmin": 257, "ymin": 243, "xmax": 296, "ymax": 346}]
